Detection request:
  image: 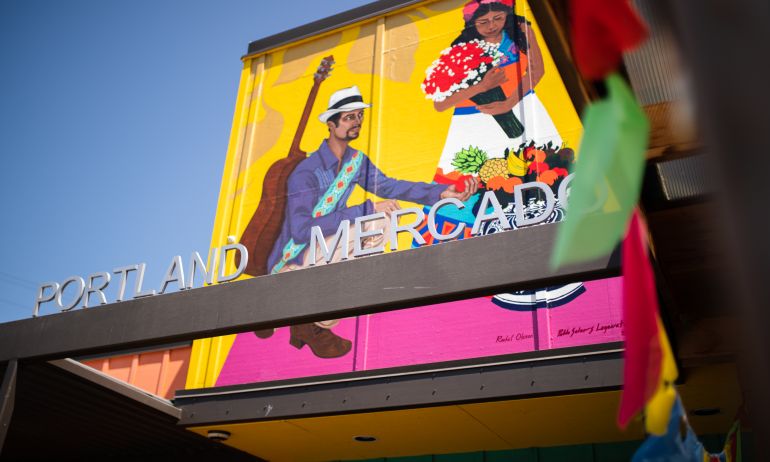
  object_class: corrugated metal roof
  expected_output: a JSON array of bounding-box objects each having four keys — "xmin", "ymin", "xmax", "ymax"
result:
[{"xmin": 624, "ymin": 0, "xmax": 682, "ymax": 105}]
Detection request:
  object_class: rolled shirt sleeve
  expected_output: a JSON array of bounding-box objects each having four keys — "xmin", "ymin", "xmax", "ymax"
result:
[{"xmin": 357, "ymin": 156, "xmax": 446, "ymax": 205}]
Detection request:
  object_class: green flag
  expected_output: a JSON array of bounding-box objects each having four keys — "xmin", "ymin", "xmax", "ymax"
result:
[{"xmin": 551, "ymin": 73, "xmax": 649, "ymax": 268}]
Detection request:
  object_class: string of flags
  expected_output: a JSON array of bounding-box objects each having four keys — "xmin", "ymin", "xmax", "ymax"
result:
[
  {"xmin": 632, "ymin": 398, "xmax": 742, "ymax": 462},
  {"xmin": 552, "ymin": 0, "xmax": 743, "ymax": 459}
]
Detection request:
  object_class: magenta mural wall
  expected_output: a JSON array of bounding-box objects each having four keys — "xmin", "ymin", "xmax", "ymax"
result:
[{"xmin": 215, "ymin": 277, "xmax": 623, "ymax": 386}]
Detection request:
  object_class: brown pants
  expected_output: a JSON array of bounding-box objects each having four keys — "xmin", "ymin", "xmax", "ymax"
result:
[{"xmin": 278, "ymin": 215, "xmax": 392, "ymax": 329}]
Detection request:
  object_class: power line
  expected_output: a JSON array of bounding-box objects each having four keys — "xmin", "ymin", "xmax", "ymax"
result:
[
  {"xmin": 0, "ymin": 296, "xmax": 29, "ymax": 312},
  {"xmin": 0, "ymin": 270, "xmax": 38, "ymax": 290}
]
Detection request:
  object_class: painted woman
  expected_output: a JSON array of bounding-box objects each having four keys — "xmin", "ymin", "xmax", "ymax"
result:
[
  {"xmin": 418, "ymin": 0, "xmax": 584, "ymax": 311},
  {"xmin": 431, "ymin": 0, "xmax": 562, "ymax": 179}
]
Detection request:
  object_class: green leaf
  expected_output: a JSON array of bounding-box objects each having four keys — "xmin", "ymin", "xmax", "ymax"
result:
[{"xmin": 550, "ymin": 74, "xmax": 649, "ymax": 268}]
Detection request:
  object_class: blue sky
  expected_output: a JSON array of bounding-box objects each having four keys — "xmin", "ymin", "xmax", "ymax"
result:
[{"xmin": 0, "ymin": 0, "xmax": 373, "ymax": 322}]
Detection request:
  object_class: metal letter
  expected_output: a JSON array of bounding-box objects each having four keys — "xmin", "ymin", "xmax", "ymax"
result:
[
  {"xmin": 187, "ymin": 250, "xmax": 216, "ymax": 289},
  {"xmin": 55, "ymin": 276, "xmax": 86, "ymax": 311},
  {"xmin": 472, "ymin": 191, "xmax": 512, "ymax": 235},
  {"xmin": 428, "ymin": 198, "xmax": 466, "ymax": 241},
  {"xmin": 557, "ymin": 174, "xmax": 608, "ymax": 214},
  {"xmin": 159, "ymin": 256, "xmax": 185, "ymax": 295},
  {"xmin": 113, "ymin": 265, "xmax": 138, "ymax": 302},
  {"xmin": 217, "ymin": 243, "xmax": 248, "ymax": 283},
  {"xmin": 33, "ymin": 282, "xmax": 60, "ymax": 317},
  {"xmin": 353, "ymin": 212, "xmax": 387, "ymax": 258},
  {"xmin": 389, "ymin": 207, "xmax": 426, "ymax": 249},
  {"xmin": 513, "ymin": 182, "xmax": 555, "ymax": 228},
  {"xmin": 84, "ymin": 272, "xmax": 111, "ymax": 308},
  {"xmin": 557, "ymin": 173, "xmax": 575, "ymax": 205},
  {"xmin": 309, "ymin": 220, "xmax": 350, "ymax": 265},
  {"xmin": 133, "ymin": 263, "xmax": 156, "ymax": 298}
]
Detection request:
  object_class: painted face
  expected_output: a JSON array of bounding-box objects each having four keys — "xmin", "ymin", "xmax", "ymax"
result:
[
  {"xmin": 473, "ymin": 10, "xmax": 507, "ymax": 42},
  {"xmin": 330, "ymin": 109, "xmax": 364, "ymax": 141}
]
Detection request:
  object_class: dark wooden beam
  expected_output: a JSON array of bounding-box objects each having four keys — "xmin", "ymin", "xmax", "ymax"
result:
[
  {"xmin": 176, "ymin": 347, "xmax": 624, "ymax": 426},
  {"xmin": 0, "ymin": 221, "xmax": 619, "ymax": 362}
]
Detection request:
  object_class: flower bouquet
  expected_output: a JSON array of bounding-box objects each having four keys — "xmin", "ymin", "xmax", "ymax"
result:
[{"xmin": 422, "ymin": 40, "xmax": 524, "ymax": 139}]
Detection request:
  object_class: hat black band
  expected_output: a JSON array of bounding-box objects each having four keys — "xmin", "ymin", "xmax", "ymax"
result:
[{"xmin": 328, "ymin": 95, "xmax": 363, "ymax": 110}]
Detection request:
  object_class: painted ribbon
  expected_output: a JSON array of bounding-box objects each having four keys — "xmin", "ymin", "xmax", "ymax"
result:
[{"xmin": 271, "ymin": 151, "xmax": 365, "ymax": 274}]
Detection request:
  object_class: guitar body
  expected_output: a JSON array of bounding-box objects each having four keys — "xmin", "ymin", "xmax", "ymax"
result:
[
  {"xmin": 236, "ymin": 55, "xmax": 334, "ymax": 277},
  {"xmin": 239, "ymin": 149, "xmax": 305, "ymax": 276}
]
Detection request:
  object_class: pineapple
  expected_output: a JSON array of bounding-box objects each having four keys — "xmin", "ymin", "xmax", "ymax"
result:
[
  {"xmin": 478, "ymin": 158, "xmax": 508, "ymax": 183},
  {"xmin": 451, "ymin": 146, "xmax": 509, "ymax": 183}
]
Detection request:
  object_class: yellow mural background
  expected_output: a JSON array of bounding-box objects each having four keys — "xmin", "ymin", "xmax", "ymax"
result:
[{"xmin": 186, "ymin": 0, "xmax": 583, "ymax": 389}]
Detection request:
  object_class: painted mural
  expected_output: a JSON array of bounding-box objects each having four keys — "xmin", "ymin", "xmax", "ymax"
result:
[{"xmin": 187, "ymin": 0, "xmax": 623, "ymax": 389}]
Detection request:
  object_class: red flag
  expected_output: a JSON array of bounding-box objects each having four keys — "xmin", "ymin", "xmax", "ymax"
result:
[
  {"xmin": 569, "ymin": 0, "xmax": 648, "ymax": 79},
  {"xmin": 618, "ymin": 210, "xmax": 677, "ymax": 432}
]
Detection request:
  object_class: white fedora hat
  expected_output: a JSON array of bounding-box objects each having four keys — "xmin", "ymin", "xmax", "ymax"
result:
[{"xmin": 319, "ymin": 85, "xmax": 371, "ymax": 123}]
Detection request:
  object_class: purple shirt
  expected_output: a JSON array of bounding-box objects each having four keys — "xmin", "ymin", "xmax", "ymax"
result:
[{"xmin": 267, "ymin": 140, "xmax": 446, "ymax": 271}]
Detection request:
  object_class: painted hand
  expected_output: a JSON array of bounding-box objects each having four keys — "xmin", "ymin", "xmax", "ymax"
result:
[
  {"xmin": 476, "ymin": 99, "xmax": 514, "ymax": 115},
  {"xmin": 478, "ymin": 68, "xmax": 508, "ymax": 93},
  {"xmin": 374, "ymin": 199, "xmax": 401, "ymax": 216},
  {"xmin": 440, "ymin": 176, "xmax": 479, "ymax": 202}
]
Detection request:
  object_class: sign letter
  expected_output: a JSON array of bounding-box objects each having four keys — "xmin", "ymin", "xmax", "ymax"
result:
[
  {"xmin": 56, "ymin": 276, "xmax": 86, "ymax": 311},
  {"xmin": 353, "ymin": 212, "xmax": 387, "ymax": 258},
  {"xmin": 390, "ymin": 207, "xmax": 426, "ymax": 249},
  {"xmin": 218, "ymin": 243, "xmax": 248, "ymax": 283},
  {"xmin": 84, "ymin": 272, "xmax": 111, "ymax": 308},
  {"xmin": 428, "ymin": 198, "xmax": 466, "ymax": 241},
  {"xmin": 133, "ymin": 263, "xmax": 156, "ymax": 298},
  {"xmin": 513, "ymin": 182, "xmax": 555, "ymax": 227},
  {"xmin": 309, "ymin": 220, "xmax": 350, "ymax": 265},
  {"xmin": 472, "ymin": 191, "xmax": 511, "ymax": 235},
  {"xmin": 33, "ymin": 282, "xmax": 60, "ymax": 317},
  {"xmin": 159, "ymin": 256, "xmax": 185, "ymax": 294}
]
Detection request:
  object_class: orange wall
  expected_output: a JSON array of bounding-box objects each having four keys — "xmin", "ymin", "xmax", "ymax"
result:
[{"xmin": 82, "ymin": 345, "xmax": 191, "ymax": 399}]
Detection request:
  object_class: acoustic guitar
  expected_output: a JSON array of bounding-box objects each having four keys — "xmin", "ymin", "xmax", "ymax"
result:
[{"xmin": 237, "ymin": 55, "xmax": 335, "ymax": 276}]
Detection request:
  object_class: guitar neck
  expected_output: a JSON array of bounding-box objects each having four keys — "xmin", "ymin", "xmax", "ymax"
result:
[{"xmin": 288, "ymin": 81, "xmax": 322, "ymax": 157}]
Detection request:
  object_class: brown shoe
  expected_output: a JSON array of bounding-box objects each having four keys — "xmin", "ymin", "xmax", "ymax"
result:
[
  {"xmin": 253, "ymin": 329, "xmax": 275, "ymax": 339},
  {"xmin": 289, "ymin": 323, "xmax": 352, "ymax": 359}
]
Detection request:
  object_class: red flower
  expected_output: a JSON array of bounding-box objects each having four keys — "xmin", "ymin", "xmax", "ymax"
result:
[{"xmin": 422, "ymin": 40, "xmax": 503, "ymax": 101}]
